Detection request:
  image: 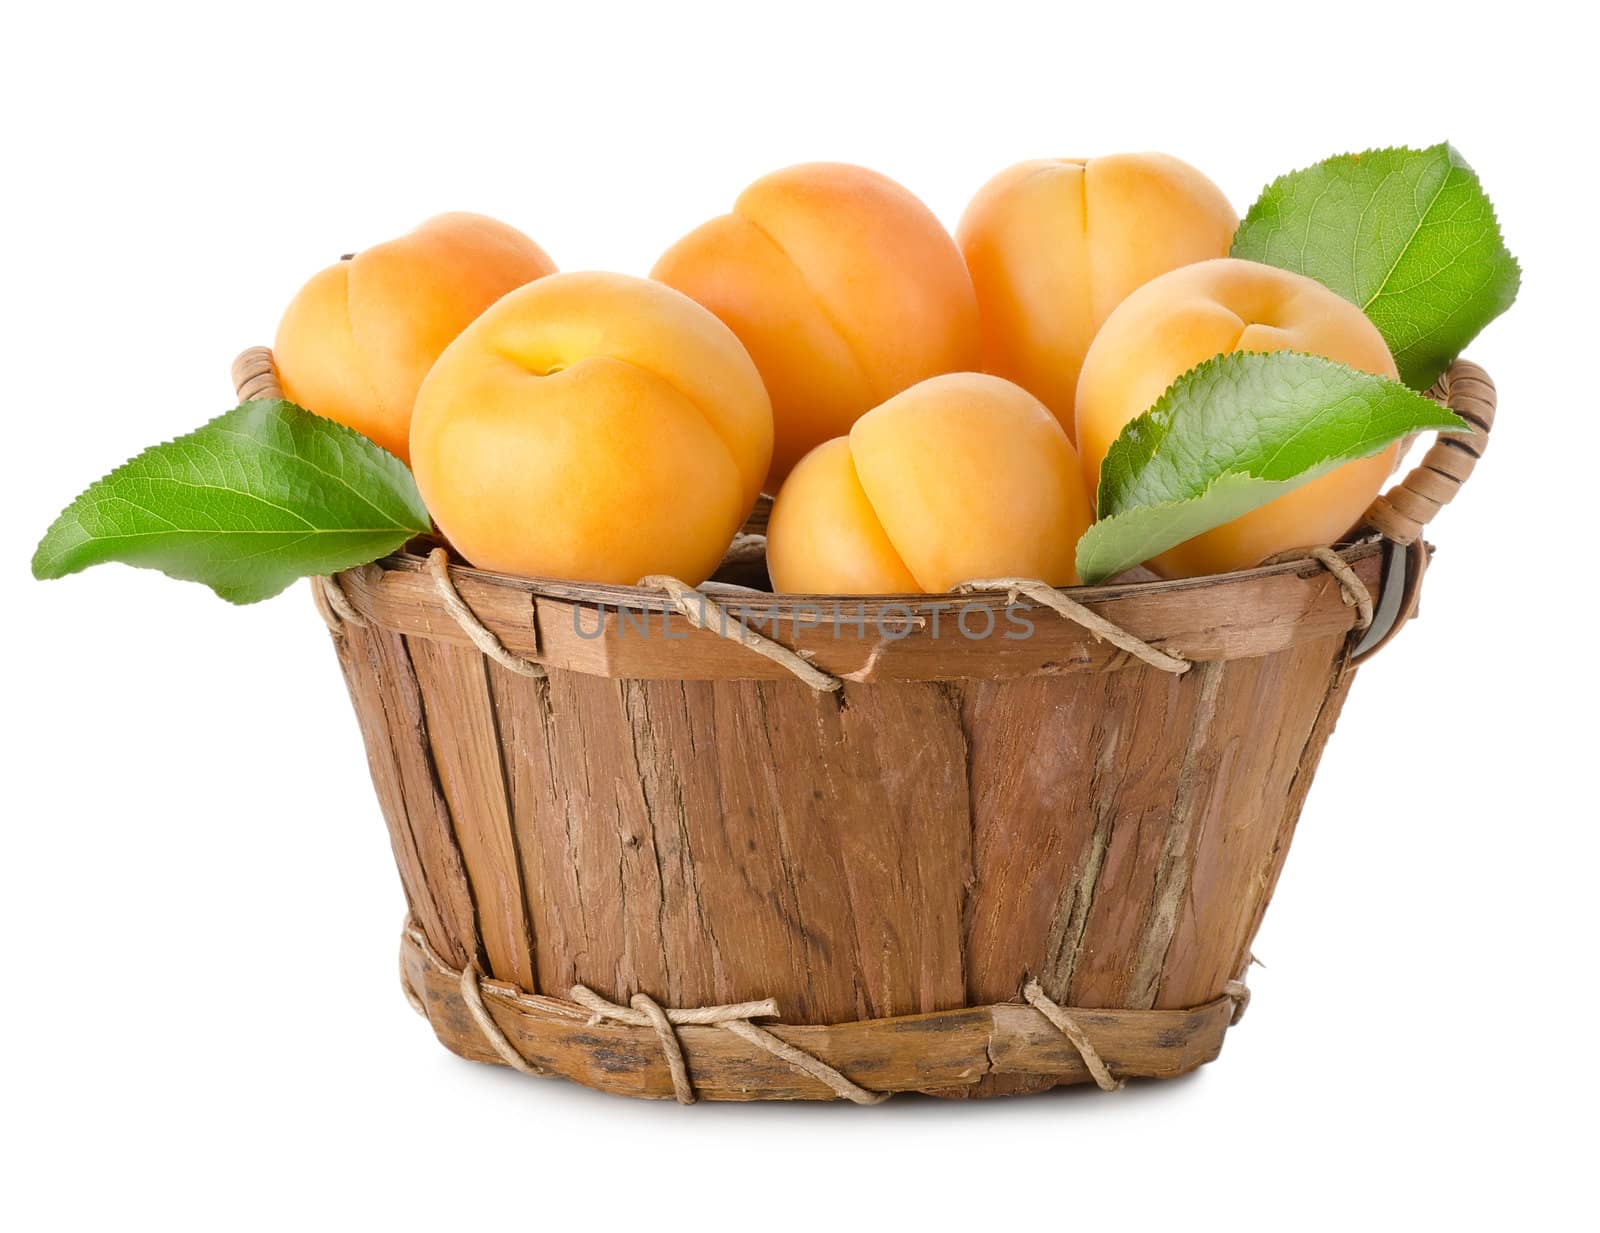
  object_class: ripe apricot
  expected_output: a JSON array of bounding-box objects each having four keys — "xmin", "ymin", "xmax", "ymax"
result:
[
  {"xmin": 274, "ymin": 213, "xmax": 556, "ymax": 462},
  {"xmin": 652, "ymin": 163, "xmax": 981, "ymax": 487},
  {"xmin": 1075, "ymin": 257, "xmax": 1402, "ymax": 578},
  {"xmin": 409, "ymin": 271, "xmax": 772, "ymax": 586},
  {"xmin": 767, "ymin": 373, "xmax": 1093, "ymax": 594},
  {"xmin": 956, "ymin": 154, "xmax": 1237, "ymax": 435}
]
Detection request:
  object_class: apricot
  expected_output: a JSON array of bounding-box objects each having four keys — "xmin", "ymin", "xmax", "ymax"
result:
[
  {"xmin": 409, "ymin": 271, "xmax": 772, "ymax": 586},
  {"xmin": 1075, "ymin": 257, "xmax": 1401, "ymax": 578},
  {"xmin": 274, "ymin": 213, "xmax": 556, "ymax": 462},
  {"xmin": 652, "ymin": 163, "xmax": 981, "ymax": 487},
  {"xmin": 767, "ymin": 373, "xmax": 1093, "ymax": 594},
  {"xmin": 956, "ymin": 154, "xmax": 1237, "ymax": 434}
]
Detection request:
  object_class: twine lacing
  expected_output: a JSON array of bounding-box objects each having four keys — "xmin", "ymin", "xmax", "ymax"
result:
[
  {"xmin": 1223, "ymin": 980, "xmax": 1252, "ymax": 1026},
  {"xmin": 1023, "ymin": 973, "xmax": 1254, "ymax": 1090},
  {"xmin": 636, "ymin": 575, "xmax": 842, "ymax": 693},
  {"xmin": 339, "ymin": 553, "xmax": 836, "ymax": 691},
  {"xmin": 427, "ymin": 547, "xmax": 547, "ymax": 678},
  {"xmin": 400, "ymin": 557, "xmax": 843, "ymax": 693},
  {"xmin": 954, "ymin": 578, "xmax": 1191, "ymax": 674},
  {"xmin": 570, "ymin": 985, "xmax": 888, "ymax": 1105},
  {"xmin": 1022, "ymin": 980, "xmax": 1126, "ymax": 1091},
  {"xmin": 1262, "ymin": 547, "xmax": 1375, "ymax": 632},
  {"xmin": 310, "ymin": 574, "xmax": 366, "ymax": 631},
  {"xmin": 1224, "ymin": 951, "xmax": 1260, "ymax": 1026},
  {"xmin": 459, "ymin": 962, "xmax": 549, "ymax": 1078}
]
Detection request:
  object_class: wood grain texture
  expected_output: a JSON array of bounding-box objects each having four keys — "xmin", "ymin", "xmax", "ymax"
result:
[
  {"xmin": 410, "ymin": 638, "xmax": 537, "ymax": 992},
  {"xmin": 321, "ymin": 609, "xmax": 479, "ymax": 972},
  {"xmin": 1153, "ymin": 638, "xmax": 1352, "ymax": 1009},
  {"xmin": 476, "ymin": 674, "xmax": 973, "ymax": 1024}
]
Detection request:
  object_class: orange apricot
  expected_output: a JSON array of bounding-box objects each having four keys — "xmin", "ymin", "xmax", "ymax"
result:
[
  {"xmin": 652, "ymin": 162, "xmax": 981, "ymax": 487},
  {"xmin": 409, "ymin": 271, "xmax": 772, "ymax": 586},
  {"xmin": 956, "ymin": 154, "xmax": 1237, "ymax": 435},
  {"xmin": 767, "ymin": 373, "xmax": 1093, "ymax": 594},
  {"xmin": 274, "ymin": 213, "xmax": 556, "ymax": 462},
  {"xmin": 1075, "ymin": 257, "xmax": 1402, "ymax": 578}
]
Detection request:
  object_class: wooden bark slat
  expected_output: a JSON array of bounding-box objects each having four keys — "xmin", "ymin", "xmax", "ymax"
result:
[
  {"xmin": 315, "ymin": 614, "xmax": 439, "ymax": 949},
  {"xmin": 1124, "ymin": 659, "xmax": 1229, "ymax": 1008},
  {"xmin": 400, "ymin": 925, "xmax": 1233, "ymax": 1101},
  {"xmin": 1212, "ymin": 656, "xmax": 1360, "ymax": 991},
  {"xmin": 332, "ymin": 544, "xmax": 1383, "ymax": 682},
  {"xmin": 409, "ymin": 638, "xmax": 538, "ymax": 991},
  {"xmin": 324, "ymin": 613, "xmax": 477, "ymax": 972},
  {"xmin": 745, "ymin": 680, "xmax": 973, "ymax": 1021},
  {"xmin": 481, "ymin": 665, "xmax": 580, "ymax": 1000},
  {"xmin": 1153, "ymin": 637, "xmax": 1355, "ymax": 1008},
  {"xmin": 953, "ymin": 662, "xmax": 1219, "ymax": 1030}
]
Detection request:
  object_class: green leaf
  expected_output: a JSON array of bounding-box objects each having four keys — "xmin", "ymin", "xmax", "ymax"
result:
[
  {"xmin": 32, "ymin": 400, "xmax": 431, "ymax": 603},
  {"xmin": 1075, "ymin": 351, "xmax": 1467, "ymax": 584},
  {"xmin": 1231, "ymin": 143, "xmax": 1520, "ymax": 390}
]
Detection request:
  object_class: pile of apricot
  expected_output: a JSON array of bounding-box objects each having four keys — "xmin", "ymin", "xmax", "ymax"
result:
[{"xmin": 274, "ymin": 157, "xmax": 1399, "ymax": 590}]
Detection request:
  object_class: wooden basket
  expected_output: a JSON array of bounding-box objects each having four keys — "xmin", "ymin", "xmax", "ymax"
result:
[{"xmin": 232, "ymin": 348, "xmax": 1495, "ymax": 1102}]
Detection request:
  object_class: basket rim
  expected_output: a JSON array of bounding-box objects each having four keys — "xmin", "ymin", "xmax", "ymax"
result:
[{"xmin": 322, "ymin": 535, "xmax": 1396, "ymax": 683}]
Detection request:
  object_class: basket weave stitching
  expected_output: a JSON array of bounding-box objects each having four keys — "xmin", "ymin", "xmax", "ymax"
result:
[
  {"xmin": 1262, "ymin": 547, "xmax": 1374, "ymax": 631},
  {"xmin": 1022, "ymin": 980, "xmax": 1126, "ymax": 1090},
  {"xmin": 428, "ymin": 548, "xmax": 547, "ymax": 677},
  {"xmin": 955, "ymin": 578, "xmax": 1192, "ymax": 673},
  {"xmin": 311, "ymin": 574, "xmax": 366, "ymax": 628},
  {"xmin": 570, "ymin": 984, "xmax": 889, "ymax": 1105},
  {"xmin": 638, "ymin": 574, "xmax": 844, "ymax": 692},
  {"xmin": 460, "ymin": 962, "xmax": 549, "ymax": 1077},
  {"xmin": 1223, "ymin": 979, "xmax": 1251, "ymax": 1026}
]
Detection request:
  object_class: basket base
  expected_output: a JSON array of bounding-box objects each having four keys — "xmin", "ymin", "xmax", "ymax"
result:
[{"xmin": 399, "ymin": 922, "xmax": 1240, "ymax": 1102}]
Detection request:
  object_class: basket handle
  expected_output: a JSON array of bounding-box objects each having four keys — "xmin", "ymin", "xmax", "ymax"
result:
[
  {"xmin": 1363, "ymin": 358, "xmax": 1495, "ymax": 544},
  {"xmin": 232, "ymin": 346, "xmax": 283, "ymax": 402},
  {"xmin": 1347, "ymin": 358, "xmax": 1495, "ymax": 662}
]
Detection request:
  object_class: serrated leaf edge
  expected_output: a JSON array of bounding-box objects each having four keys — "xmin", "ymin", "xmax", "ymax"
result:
[
  {"xmin": 31, "ymin": 399, "xmax": 431, "ymax": 598},
  {"xmin": 1232, "ymin": 142, "xmax": 1522, "ymax": 390}
]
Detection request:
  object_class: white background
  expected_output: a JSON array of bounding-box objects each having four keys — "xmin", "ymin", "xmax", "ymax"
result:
[{"xmin": 3, "ymin": 2, "xmax": 1593, "ymax": 1228}]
